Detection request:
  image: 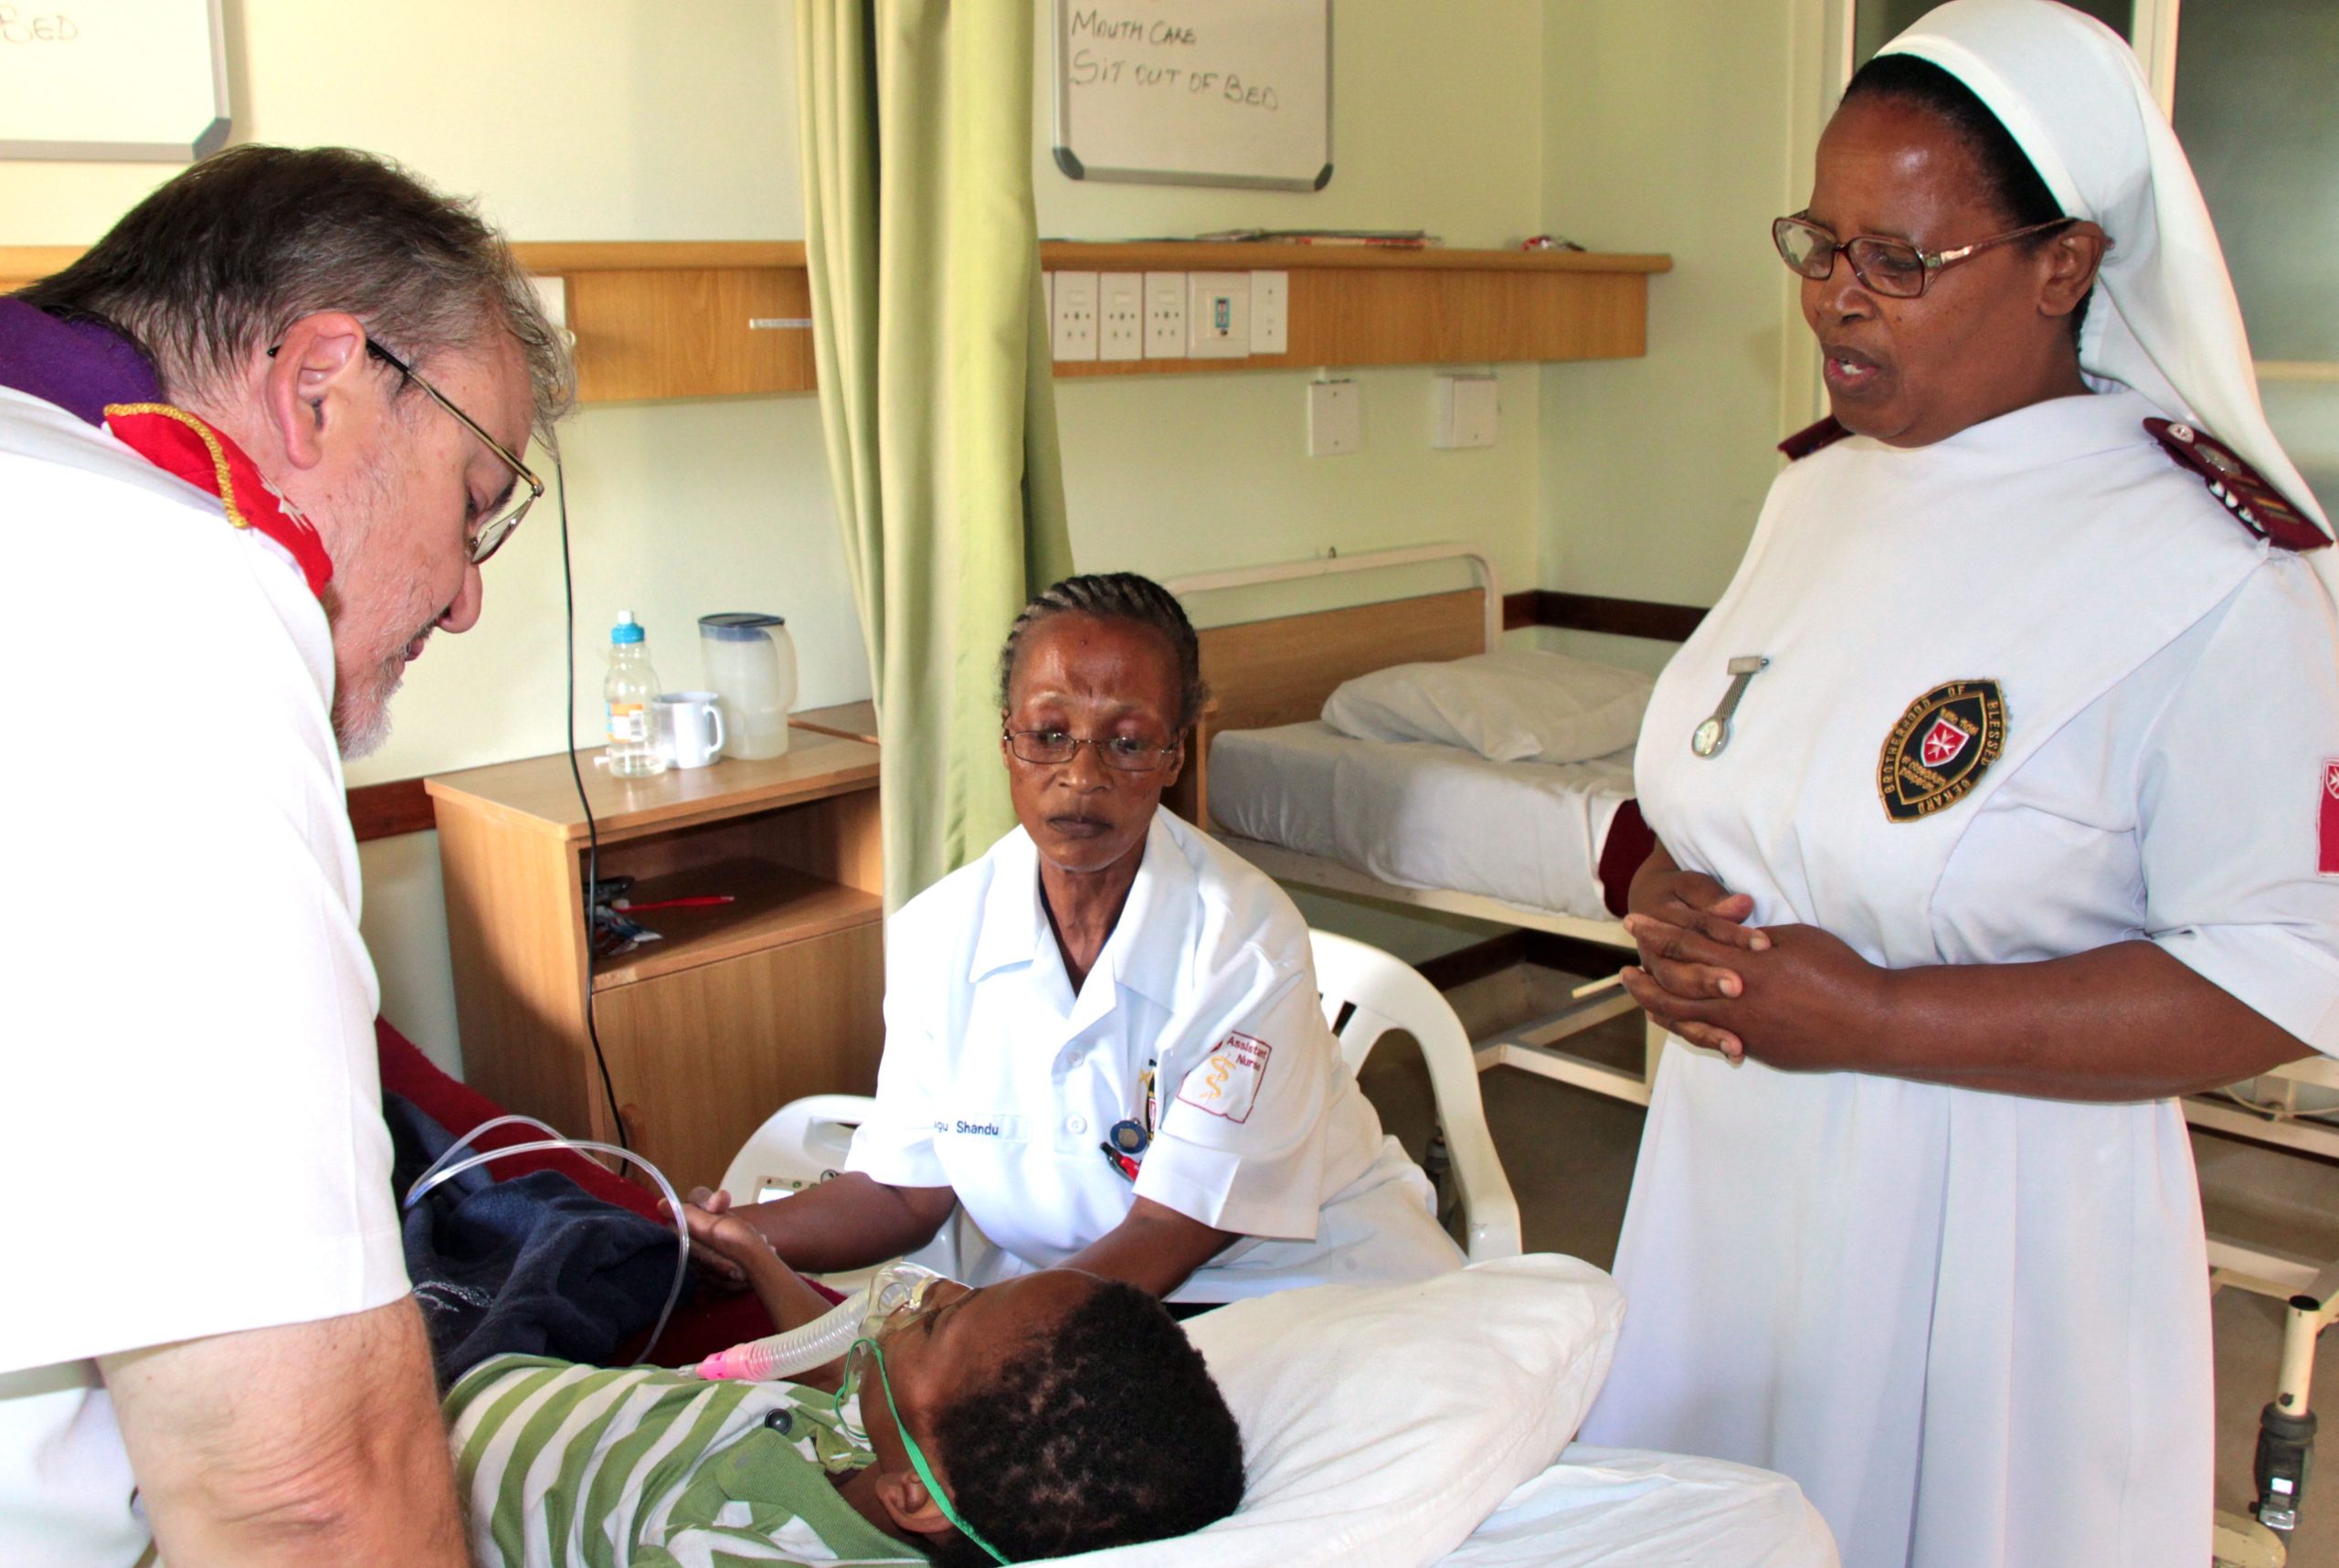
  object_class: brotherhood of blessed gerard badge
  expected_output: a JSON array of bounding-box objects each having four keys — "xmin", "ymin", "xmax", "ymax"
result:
[{"xmin": 1878, "ymin": 680, "xmax": 2006, "ymax": 822}]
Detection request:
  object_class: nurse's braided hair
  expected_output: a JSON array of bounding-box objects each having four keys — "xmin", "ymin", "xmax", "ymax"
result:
[
  {"xmin": 928, "ymin": 1277, "xmax": 1244, "ymax": 1565},
  {"xmin": 1845, "ymin": 53, "xmax": 2091, "ymax": 339},
  {"xmin": 998, "ymin": 572, "xmax": 1211, "ymax": 734}
]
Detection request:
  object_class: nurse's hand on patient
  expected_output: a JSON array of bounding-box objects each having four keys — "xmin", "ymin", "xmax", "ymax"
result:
[
  {"xmin": 660, "ymin": 1187, "xmax": 750, "ymax": 1289},
  {"xmin": 677, "ymin": 1198, "xmax": 788, "ymax": 1291}
]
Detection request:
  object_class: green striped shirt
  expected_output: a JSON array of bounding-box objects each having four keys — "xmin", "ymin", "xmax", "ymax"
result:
[{"xmin": 446, "ymin": 1355, "xmax": 927, "ymax": 1568}]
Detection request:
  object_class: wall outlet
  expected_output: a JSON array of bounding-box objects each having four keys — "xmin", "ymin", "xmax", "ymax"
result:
[
  {"xmin": 1188, "ymin": 271, "xmax": 1250, "ymax": 359},
  {"xmin": 1434, "ymin": 374, "xmax": 1499, "ymax": 448},
  {"xmin": 1143, "ymin": 271, "xmax": 1188, "ymax": 358},
  {"xmin": 1098, "ymin": 272, "xmax": 1144, "ymax": 362},
  {"xmin": 1308, "ymin": 379, "xmax": 1360, "ymax": 456},
  {"xmin": 1051, "ymin": 270, "xmax": 1098, "ymax": 362},
  {"xmin": 1248, "ymin": 270, "xmax": 1288, "ymax": 355}
]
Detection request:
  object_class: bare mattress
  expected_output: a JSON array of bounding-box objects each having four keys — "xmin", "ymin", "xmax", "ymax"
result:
[{"xmin": 1207, "ymin": 721, "xmax": 1636, "ymax": 923}]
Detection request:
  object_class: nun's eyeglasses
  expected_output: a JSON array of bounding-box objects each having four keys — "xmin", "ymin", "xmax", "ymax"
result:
[{"xmin": 1772, "ymin": 214, "xmax": 2077, "ymax": 299}]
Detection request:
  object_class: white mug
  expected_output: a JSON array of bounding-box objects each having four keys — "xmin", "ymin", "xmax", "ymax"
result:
[{"xmin": 654, "ymin": 691, "xmax": 727, "ymax": 768}]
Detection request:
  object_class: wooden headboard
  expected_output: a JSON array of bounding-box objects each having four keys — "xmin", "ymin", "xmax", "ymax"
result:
[{"xmin": 1163, "ymin": 547, "xmax": 1498, "ymax": 825}]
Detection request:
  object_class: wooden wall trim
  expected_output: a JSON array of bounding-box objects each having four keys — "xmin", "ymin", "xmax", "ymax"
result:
[
  {"xmin": 1506, "ymin": 588, "xmax": 1706, "ymax": 643},
  {"xmin": 348, "ymin": 777, "xmax": 436, "ymax": 843},
  {"xmin": 1416, "ymin": 928, "xmax": 1632, "ymax": 991}
]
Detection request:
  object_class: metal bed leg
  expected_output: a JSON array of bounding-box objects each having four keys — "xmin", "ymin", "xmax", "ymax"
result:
[{"xmin": 2254, "ymin": 1277, "xmax": 2335, "ymax": 1537}]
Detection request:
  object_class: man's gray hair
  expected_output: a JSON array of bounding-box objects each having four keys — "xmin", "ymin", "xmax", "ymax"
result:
[{"xmin": 19, "ymin": 144, "xmax": 575, "ymax": 441}]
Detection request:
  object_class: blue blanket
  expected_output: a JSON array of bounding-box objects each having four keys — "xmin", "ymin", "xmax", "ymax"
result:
[{"xmin": 385, "ymin": 1093, "xmax": 689, "ymax": 1385}]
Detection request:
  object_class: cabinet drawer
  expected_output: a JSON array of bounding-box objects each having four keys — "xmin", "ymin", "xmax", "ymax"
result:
[{"xmin": 590, "ymin": 918, "xmax": 883, "ymax": 1194}]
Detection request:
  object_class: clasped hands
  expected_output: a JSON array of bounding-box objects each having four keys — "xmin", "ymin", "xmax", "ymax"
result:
[{"xmin": 1616, "ymin": 866, "xmax": 1888, "ymax": 1071}]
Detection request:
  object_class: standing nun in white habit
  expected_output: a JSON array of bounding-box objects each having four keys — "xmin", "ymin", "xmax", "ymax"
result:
[{"xmin": 1581, "ymin": 2, "xmax": 2339, "ymax": 1565}]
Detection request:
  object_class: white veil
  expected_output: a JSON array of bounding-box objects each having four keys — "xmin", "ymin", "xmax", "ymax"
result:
[{"xmin": 1879, "ymin": 0, "xmax": 2331, "ymax": 539}]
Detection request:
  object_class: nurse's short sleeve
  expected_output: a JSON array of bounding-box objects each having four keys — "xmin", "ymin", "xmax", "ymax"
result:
[
  {"xmin": 2142, "ymin": 556, "xmax": 2339, "ymax": 1054},
  {"xmin": 1137, "ymin": 943, "xmax": 1335, "ymax": 1241},
  {"xmin": 1, "ymin": 487, "xmax": 407, "ymax": 1373},
  {"xmin": 842, "ymin": 915, "xmax": 950, "ymax": 1188}
]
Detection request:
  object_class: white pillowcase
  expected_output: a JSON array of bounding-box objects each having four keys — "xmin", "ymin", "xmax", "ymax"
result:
[
  {"xmin": 1322, "ymin": 651, "xmax": 1654, "ymax": 766},
  {"xmin": 1052, "ymin": 1255, "xmax": 1626, "ymax": 1568}
]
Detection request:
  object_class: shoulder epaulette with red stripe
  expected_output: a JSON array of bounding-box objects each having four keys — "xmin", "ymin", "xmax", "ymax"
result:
[
  {"xmin": 1778, "ymin": 417, "xmax": 1851, "ymax": 461},
  {"xmin": 2145, "ymin": 417, "xmax": 2328, "ymax": 553},
  {"xmin": 102, "ymin": 403, "xmax": 333, "ymax": 597}
]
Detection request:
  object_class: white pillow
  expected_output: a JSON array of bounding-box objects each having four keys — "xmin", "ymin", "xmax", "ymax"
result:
[
  {"xmin": 1322, "ymin": 651, "xmax": 1654, "ymax": 766},
  {"xmin": 1051, "ymin": 1255, "xmax": 1626, "ymax": 1568}
]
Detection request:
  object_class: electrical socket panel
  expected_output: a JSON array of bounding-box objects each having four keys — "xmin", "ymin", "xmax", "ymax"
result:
[
  {"xmin": 1143, "ymin": 272, "xmax": 1188, "ymax": 358},
  {"xmin": 1308, "ymin": 379, "xmax": 1361, "ymax": 456},
  {"xmin": 1248, "ymin": 270, "xmax": 1289, "ymax": 355},
  {"xmin": 1188, "ymin": 271, "xmax": 1250, "ymax": 359},
  {"xmin": 1434, "ymin": 374, "xmax": 1500, "ymax": 448},
  {"xmin": 1051, "ymin": 270, "xmax": 1098, "ymax": 362},
  {"xmin": 1098, "ymin": 273, "xmax": 1144, "ymax": 362}
]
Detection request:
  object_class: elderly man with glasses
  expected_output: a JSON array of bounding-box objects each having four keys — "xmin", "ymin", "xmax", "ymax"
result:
[{"xmin": 0, "ymin": 145, "xmax": 570, "ymax": 1568}]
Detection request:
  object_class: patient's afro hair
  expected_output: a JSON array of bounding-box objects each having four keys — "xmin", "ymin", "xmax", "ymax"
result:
[
  {"xmin": 930, "ymin": 1277, "xmax": 1244, "ymax": 1564},
  {"xmin": 997, "ymin": 572, "xmax": 1211, "ymax": 734}
]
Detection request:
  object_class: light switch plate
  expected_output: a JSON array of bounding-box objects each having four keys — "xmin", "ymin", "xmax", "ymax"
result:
[
  {"xmin": 1188, "ymin": 271, "xmax": 1249, "ymax": 359},
  {"xmin": 1248, "ymin": 270, "xmax": 1288, "ymax": 355},
  {"xmin": 1308, "ymin": 379, "xmax": 1360, "ymax": 456},
  {"xmin": 1434, "ymin": 374, "xmax": 1499, "ymax": 448},
  {"xmin": 1143, "ymin": 271, "xmax": 1188, "ymax": 358},
  {"xmin": 1051, "ymin": 270, "xmax": 1098, "ymax": 361},
  {"xmin": 1098, "ymin": 272, "xmax": 1144, "ymax": 362}
]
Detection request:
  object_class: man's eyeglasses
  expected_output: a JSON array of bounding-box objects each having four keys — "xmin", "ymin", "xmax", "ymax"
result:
[
  {"xmin": 1772, "ymin": 213, "xmax": 2077, "ymax": 299},
  {"xmin": 1004, "ymin": 726, "xmax": 1180, "ymax": 772},
  {"xmin": 365, "ymin": 340, "xmax": 543, "ymax": 566},
  {"xmin": 264, "ymin": 335, "xmax": 543, "ymax": 565}
]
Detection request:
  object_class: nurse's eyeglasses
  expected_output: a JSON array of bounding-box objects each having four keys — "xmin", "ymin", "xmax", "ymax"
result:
[
  {"xmin": 1772, "ymin": 213, "xmax": 2077, "ymax": 299},
  {"xmin": 1005, "ymin": 726, "xmax": 1181, "ymax": 771}
]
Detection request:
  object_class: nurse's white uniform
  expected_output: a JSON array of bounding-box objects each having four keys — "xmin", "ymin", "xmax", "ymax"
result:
[
  {"xmin": 1579, "ymin": 389, "xmax": 2339, "ymax": 1568},
  {"xmin": 847, "ymin": 806, "xmax": 1462, "ymax": 1301}
]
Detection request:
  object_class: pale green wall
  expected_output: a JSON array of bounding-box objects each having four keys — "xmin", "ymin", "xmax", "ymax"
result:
[
  {"xmin": 3, "ymin": 2, "xmax": 1585, "ymax": 1065},
  {"xmin": 1537, "ymin": 0, "xmax": 1815, "ymax": 677}
]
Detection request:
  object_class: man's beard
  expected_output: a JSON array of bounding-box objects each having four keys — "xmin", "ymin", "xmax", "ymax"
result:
[{"xmin": 333, "ymin": 654, "xmax": 405, "ymax": 758}]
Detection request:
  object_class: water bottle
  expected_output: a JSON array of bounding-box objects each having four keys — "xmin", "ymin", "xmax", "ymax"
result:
[{"xmin": 603, "ymin": 610, "xmax": 668, "ymax": 778}]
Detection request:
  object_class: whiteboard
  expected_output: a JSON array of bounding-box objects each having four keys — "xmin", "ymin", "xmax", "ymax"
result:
[
  {"xmin": 1053, "ymin": 0, "xmax": 1332, "ymax": 192},
  {"xmin": 0, "ymin": 0, "xmax": 229, "ymax": 162}
]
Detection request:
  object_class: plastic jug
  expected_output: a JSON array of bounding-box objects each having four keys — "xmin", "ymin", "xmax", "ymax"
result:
[{"xmin": 698, "ymin": 612, "xmax": 796, "ymax": 759}]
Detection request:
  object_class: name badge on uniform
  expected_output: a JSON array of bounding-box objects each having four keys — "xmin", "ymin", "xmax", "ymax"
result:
[
  {"xmin": 1177, "ymin": 1033, "xmax": 1273, "ymax": 1124},
  {"xmin": 933, "ymin": 1115, "xmax": 1024, "ymax": 1139},
  {"xmin": 1878, "ymin": 680, "xmax": 2006, "ymax": 821}
]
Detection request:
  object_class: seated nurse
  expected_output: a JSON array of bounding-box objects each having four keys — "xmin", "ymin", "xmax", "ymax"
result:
[{"xmin": 693, "ymin": 571, "xmax": 1462, "ymax": 1303}]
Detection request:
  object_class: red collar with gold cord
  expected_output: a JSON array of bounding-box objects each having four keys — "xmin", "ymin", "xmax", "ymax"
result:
[{"xmin": 102, "ymin": 402, "xmax": 333, "ymax": 599}]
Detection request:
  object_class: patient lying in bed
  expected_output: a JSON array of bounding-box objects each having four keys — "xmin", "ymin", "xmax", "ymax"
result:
[{"xmin": 446, "ymin": 1206, "xmax": 1244, "ymax": 1567}]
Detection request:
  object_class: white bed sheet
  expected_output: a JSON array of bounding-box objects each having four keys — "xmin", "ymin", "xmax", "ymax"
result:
[
  {"xmin": 1442, "ymin": 1446, "xmax": 1838, "ymax": 1567},
  {"xmin": 1210, "ymin": 721, "xmax": 1636, "ymax": 921}
]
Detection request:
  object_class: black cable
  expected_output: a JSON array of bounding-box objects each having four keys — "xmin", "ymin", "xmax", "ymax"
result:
[{"xmin": 554, "ymin": 447, "xmax": 632, "ymax": 1161}]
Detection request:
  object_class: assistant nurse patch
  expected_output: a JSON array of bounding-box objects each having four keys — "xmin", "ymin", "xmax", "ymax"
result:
[
  {"xmin": 1178, "ymin": 1033, "xmax": 1273, "ymax": 1124},
  {"xmin": 1879, "ymin": 680, "xmax": 2006, "ymax": 822}
]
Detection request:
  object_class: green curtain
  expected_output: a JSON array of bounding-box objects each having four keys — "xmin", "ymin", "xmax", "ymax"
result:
[{"xmin": 798, "ymin": 0, "xmax": 1074, "ymax": 910}]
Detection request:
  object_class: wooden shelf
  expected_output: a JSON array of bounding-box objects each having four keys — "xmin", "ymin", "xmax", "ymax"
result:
[
  {"xmin": 423, "ymin": 731, "xmax": 880, "ymax": 846},
  {"xmin": 791, "ymin": 699, "xmax": 880, "ymax": 746},
  {"xmin": 4, "ymin": 238, "xmax": 1670, "ymax": 402},
  {"xmin": 591, "ymin": 855, "xmax": 880, "ymax": 991}
]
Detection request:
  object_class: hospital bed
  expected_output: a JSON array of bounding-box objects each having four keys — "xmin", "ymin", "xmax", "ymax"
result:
[
  {"xmin": 1162, "ymin": 545, "xmax": 1665, "ymax": 1107},
  {"xmin": 725, "ymin": 929, "xmax": 1836, "ymax": 1567}
]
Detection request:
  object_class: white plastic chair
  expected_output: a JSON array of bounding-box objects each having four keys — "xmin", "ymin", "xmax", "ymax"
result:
[
  {"xmin": 717, "ymin": 927, "xmax": 1523, "ymax": 1272},
  {"xmin": 1307, "ymin": 928, "xmax": 1525, "ymax": 1262}
]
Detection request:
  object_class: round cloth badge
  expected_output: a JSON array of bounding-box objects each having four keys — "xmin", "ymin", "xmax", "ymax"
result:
[{"xmin": 1877, "ymin": 680, "xmax": 2007, "ymax": 822}]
